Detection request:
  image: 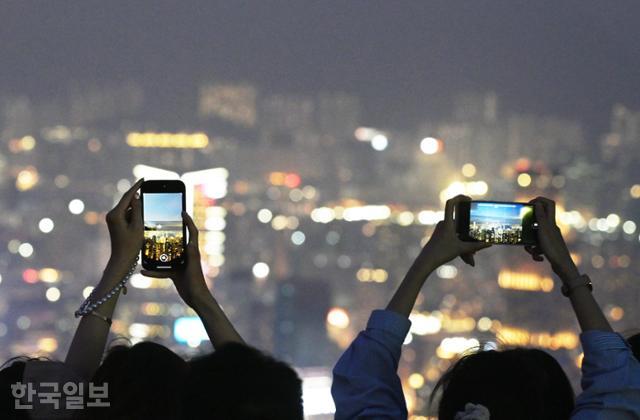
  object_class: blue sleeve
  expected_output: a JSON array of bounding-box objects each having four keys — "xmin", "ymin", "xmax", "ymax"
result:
[
  {"xmin": 571, "ymin": 331, "xmax": 640, "ymax": 420},
  {"xmin": 332, "ymin": 309, "xmax": 411, "ymax": 420}
]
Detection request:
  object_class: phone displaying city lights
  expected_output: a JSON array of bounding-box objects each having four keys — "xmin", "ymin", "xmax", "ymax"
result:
[
  {"xmin": 456, "ymin": 200, "xmax": 537, "ymax": 245},
  {"xmin": 140, "ymin": 180, "xmax": 186, "ymax": 270}
]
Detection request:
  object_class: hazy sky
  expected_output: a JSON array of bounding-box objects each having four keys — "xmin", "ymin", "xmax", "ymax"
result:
[
  {"xmin": 143, "ymin": 193, "xmax": 182, "ymax": 222},
  {"xmin": 1, "ymin": 1, "xmax": 639, "ymax": 134},
  {"xmin": 471, "ymin": 202, "xmax": 525, "ymax": 221}
]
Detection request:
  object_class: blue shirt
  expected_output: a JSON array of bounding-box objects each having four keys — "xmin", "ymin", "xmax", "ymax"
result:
[{"xmin": 332, "ymin": 309, "xmax": 640, "ymax": 419}]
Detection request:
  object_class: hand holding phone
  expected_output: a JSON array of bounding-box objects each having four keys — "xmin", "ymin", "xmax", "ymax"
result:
[
  {"xmin": 386, "ymin": 195, "xmax": 491, "ymax": 317},
  {"xmin": 140, "ymin": 180, "xmax": 187, "ymax": 270},
  {"xmin": 418, "ymin": 195, "xmax": 492, "ymax": 269},
  {"xmin": 456, "ymin": 200, "xmax": 538, "ymax": 245},
  {"xmin": 142, "ymin": 212, "xmax": 246, "ymax": 346},
  {"xmin": 524, "ymin": 197, "xmax": 579, "ymax": 279},
  {"xmin": 142, "ymin": 212, "xmax": 210, "ymax": 309},
  {"xmin": 105, "ymin": 178, "xmax": 145, "ymax": 265}
]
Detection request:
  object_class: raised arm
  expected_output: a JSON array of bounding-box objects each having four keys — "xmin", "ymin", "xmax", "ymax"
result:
[
  {"xmin": 387, "ymin": 195, "xmax": 491, "ymax": 316},
  {"xmin": 525, "ymin": 197, "xmax": 611, "ymax": 333},
  {"xmin": 525, "ymin": 198, "xmax": 640, "ymax": 418},
  {"xmin": 142, "ymin": 212, "xmax": 244, "ymax": 349},
  {"xmin": 332, "ymin": 195, "xmax": 490, "ymax": 419},
  {"xmin": 65, "ymin": 179, "xmax": 145, "ymax": 380}
]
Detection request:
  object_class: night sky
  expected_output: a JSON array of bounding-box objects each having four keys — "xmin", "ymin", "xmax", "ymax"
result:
[{"xmin": 2, "ymin": 1, "xmax": 639, "ymax": 134}]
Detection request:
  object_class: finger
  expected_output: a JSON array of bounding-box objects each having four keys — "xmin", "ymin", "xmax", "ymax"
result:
[
  {"xmin": 182, "ymin": 212, "xmax": 199, "ymax": 245},
  {"xmin": 546, "ymin": 199, "xmax": 556, "ymax": 223},
  {"xmin": 524, "ymin": 244, "xmax": 541, "ymax": 254},
  {"xmin": 140, "ymin": 270, "xmax": 174, "ymax": 279},
  {"xmin": 532, "ymin": 197, "xmax": 556, "ymax": 223},
  {"xmin": 524, "ymin": 245, "xmax": 544, "ymax": 261},
  {"xmin": 444, "ymin": 195, "xmax": 471, "ymax": 225},
  {"xmin": 462, "ymin": 241, "xmax": 492, "ymax": 254},
  {"xmin": 460, "ymin": 253, "xmax": 475, "ymax": 266},
  {"xmin": 129, "ymin": 193, "xmax": 143, "ymax": 228},
  {"xmin": 114, "ymin": 179, "xmax": 144, "ymax": 216},
  {"xmin": 533, "ymin": 202, "xmax": 551, "ymax": 228}
]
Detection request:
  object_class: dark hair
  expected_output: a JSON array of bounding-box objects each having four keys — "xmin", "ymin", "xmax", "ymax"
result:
[
  {"xmin": 0, "ymin": 357, "xmax": 48, "ymax": 420},
  {"xmin": 433, "ymin": 347, "xmax": 575, "ymax": 420},
  {"xmin": 628, "ymin": 333, "xmax": 640, "ymax": 362},
  {"xmin": 184, "ymin": 342, "xmax": 304, "ymax": 420},
  {"xmin": 78, "ymin": 341, "xmax": 188, "ymax": 420}
]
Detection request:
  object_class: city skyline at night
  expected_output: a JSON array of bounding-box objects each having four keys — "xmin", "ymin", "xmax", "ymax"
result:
[
  {"xmin": 2, "ymin": 79, "xmax": 640, "ymax": 416},
  {"xmin": 1, "ymin": 4, "xmax": 639, "ymax": 417}
]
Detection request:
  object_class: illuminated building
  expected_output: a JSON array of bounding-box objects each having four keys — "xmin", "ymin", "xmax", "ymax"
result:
[
  {"xmin": 69, "ymin": 81, "xmax": 144, "ymax": 125},
  {"xmin": 198, "ymin": 83, "xmax": 257, "ymax": 127},
  {"xmin": 126, "ymin": 132, "xmax": 210, "ymax": 149}
]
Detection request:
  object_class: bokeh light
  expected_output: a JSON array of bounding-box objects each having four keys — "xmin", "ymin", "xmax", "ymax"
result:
[
  {"xmin": 68, "ymin": 199, "xmax": 85, "ymax": 214},
  {"xmin": 326, "ymin": 307, "xmax": 350, "ymax": 329},
  {"xmin": 517, "ymin": 173, "xmax": 532, "ymax": 187},
  {"xmin": 420, "ymin": 137, "xmax": 440, "ymax": 155},
  {"xmin": 371, "ymin": 134, "xmax": 389, "ymax": 151},
  {"xmin": 38, "ymin": 218, "xmax": 55, "ymax": 233},
  {"xmin": 252, "ymin": 262, "xmax": 270, "ymax": 278}
]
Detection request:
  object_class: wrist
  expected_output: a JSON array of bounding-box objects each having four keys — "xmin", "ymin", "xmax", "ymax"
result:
[
  {"xmin": 555, "ymin": 263, "xmax": 580, "ymax": 283},
  {"xmin": 97, "ymin": 255, "xmax": 139, "ymax": 291},
  {"xmin": 103, "ymin": 257, "xmax": 137, "ymax": 279},
  {"xmin": 107, "ymin": 253, "xmax": 139, "ymax": 271},
  {"xmin": 561, "ymin": 274, "xmax": 593, "ymax": 297}
]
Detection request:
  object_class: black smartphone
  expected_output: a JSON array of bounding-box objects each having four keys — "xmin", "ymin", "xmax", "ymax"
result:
[
  {"xmin": 140, "ymin": 180, "xmax": 187, "ymax": 270},
  {"xmin": 456, "ymin": 200, "xmax": 537, "ymax": 245}
]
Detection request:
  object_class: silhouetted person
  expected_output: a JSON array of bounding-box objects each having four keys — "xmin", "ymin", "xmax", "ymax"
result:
[
  {"xmin": 78, "ymin": 342, "xmax": 188, "ymax": 420},
  {"xmin": 0, "ymin": 358, "xmax": 30, "ymax": 420},
  {"xmin": 333, "ymin": 196, "xmax": 640, "ymax": 419},
  {"xmin": 142, "ymin": 212, "xmax": 304, "ymax": 419},
  {"xmin": 184, "ymin": 343, "xmax": 303, "ymax": 420},
  {"xmin": 434, "ymin": 348, "xmax": 574, "ymax": 419}
]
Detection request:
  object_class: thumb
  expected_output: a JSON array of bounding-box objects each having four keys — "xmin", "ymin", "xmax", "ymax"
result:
[
  {"xmin": 462, "ymin": 241, "xmax": 492, "ymax": 253},
  {"xmin": 186, "ymin": 239, "xmax": 200, "ymax": 258},
  {"xmin": 459, "ymin": 242, "xmax": 491, "ymax": 266},
  {"xmin": 460, "ymin": 253, "xmax": 475, "ymax": 266}
]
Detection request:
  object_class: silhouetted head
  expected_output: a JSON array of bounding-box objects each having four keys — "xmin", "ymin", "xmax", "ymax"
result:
[
  {"xmin": 184, "ymin": 342, "xmax": 303, "ymax": 420},
  {"xmin": 0, "ymin": 357, "xmax": 30, "ymax": 420},
  {"xmin": 80, "ymin": 341, "xmax": 188, "ymax": 420},
  {"xmin": 433, "ymin": 347, "xmax": 575, "ymax": 420}
]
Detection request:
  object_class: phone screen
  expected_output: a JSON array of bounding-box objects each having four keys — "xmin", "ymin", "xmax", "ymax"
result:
[
  {"xmin": 142, "ymin": 191, "xmax": 185, "ymax": 268},
  {"xmin": 468, "ymin": 201, "xmax": 536, "ymax": 245}
]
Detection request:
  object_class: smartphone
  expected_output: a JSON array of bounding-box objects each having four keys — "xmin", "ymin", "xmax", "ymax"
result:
[
  {"xmin": 456, "ymin": 200, "xmax": 537, "ymax": 245},
  {"xmin": 140, "ymin": 180, "xmax": 187, "ymax": 270}
]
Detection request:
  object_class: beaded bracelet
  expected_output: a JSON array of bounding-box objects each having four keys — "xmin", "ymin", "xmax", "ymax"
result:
[{"xmin": 74, "ymin": 256, "xmax": 139, "ymax": 318}]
